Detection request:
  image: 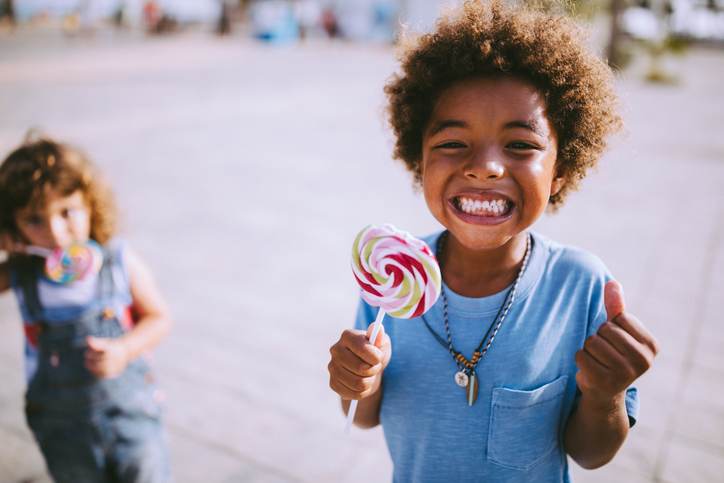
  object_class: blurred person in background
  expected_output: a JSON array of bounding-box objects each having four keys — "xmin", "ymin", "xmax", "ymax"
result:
[
  {"xmin": 0, "ymin": 0, "xmax": 15, "ymax": 26},
  {"xmin": 0, "ymin": 136, "xmax": 173, "ymax": 483},
  {"xmin": 216, "ymin": 0, "xmax": 233, "ymax": 35},
  {"xmin": 328, "ymin": 1, "xmax": 659, "ymax": 481}
]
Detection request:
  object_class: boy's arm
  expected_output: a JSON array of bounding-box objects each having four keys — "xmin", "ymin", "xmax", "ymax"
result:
[
  {"xmin": 85, "ymin": 248, "xmax": 173, "ymax": 378},
  {"xmin": 564, "ymin": 281, "xmax": 658, "ymax": 469},
  {"xmin": 564, "ymin": 391, "xmax": 629, "ymax": 468},
  {"xmin": 340, "ymin": 376, "xmax": 384, "ymax": 428}
]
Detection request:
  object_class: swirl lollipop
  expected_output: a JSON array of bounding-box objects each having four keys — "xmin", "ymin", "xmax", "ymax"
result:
[
  {"xmin": 346, "ymin": 224, "xmax": 441, "ymax": 431},
  {"xmin": 25, "ymin": 241, "xmax": 103, "ymax": 284}
]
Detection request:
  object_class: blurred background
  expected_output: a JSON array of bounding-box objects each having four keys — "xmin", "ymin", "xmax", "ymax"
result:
[{"xmin": 0, "ymin": 0, "xmax": 722, "ymax": 482}]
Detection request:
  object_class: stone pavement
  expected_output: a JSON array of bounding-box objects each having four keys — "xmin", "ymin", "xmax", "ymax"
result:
[{"xmin": 0, "ymin": 26, "xmax": 722, "ymax": 483}]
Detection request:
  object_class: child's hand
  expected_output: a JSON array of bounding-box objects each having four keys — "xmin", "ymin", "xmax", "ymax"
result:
[
  {"xmin": 575, "ymin": 280, "xmax": 659, "ymax": 404},
  {"xmin": 85, "ymin": 336, "xmax": 130, "ymax": 379},
  {"xmin": 328, "ymin": 323, "xmax": 392, "ymax": 400},
  {"xmin": 0, "ymin": 232, "xmax": 26, "ymax": 254}
]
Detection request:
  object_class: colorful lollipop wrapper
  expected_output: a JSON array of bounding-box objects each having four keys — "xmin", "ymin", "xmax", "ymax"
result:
[
  {"xmin": 346, "ymin": 224, "xmax": 441, "ymax": 431},
  {"xmin": 36, "ymin": 241, "xmax": 103, "ymax": 284}
]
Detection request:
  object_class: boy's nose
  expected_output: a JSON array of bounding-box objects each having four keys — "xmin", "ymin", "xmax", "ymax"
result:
[{"xmin": 464, "ymin": 149, "xmax": 505, "ymax": 180}]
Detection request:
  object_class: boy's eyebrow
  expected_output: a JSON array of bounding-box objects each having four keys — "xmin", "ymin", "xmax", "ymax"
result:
[
  {"xmin": 428, "ymin": 119, "xmax": 548, "ymax": 137},
  {"xmin": 427, "ymin": 119, "xmax": 469, "ymax": 137},
  {"xmin": 504, "ymin": 119, "xmax": 546, "ymax": 136}
]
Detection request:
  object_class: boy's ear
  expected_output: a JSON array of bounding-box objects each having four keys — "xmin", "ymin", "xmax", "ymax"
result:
[{"xmin": 550, "ymin": 176, "xmax": 565, "ymax": 197}]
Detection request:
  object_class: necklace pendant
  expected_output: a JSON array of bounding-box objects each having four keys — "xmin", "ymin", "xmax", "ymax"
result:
[
  {"xmin": 454, "ymin": 371, "xmax": 469, "ymax": 388},
  {"xmin": 466, "ymin": 372, "xmax": 479, "ymax": 406}
]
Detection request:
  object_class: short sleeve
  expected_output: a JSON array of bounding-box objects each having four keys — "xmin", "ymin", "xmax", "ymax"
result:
[
  {"xmin": 624, "ymin": 387, "xmax": 639, "ymax": 427},
  {"xmin": 354, "ymin": 298, "xmax": 379, "ymax": 331}
]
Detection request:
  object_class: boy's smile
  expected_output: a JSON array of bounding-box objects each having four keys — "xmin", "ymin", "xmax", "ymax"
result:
[
  {"xmin": 421, "ymin": 76, "xmax": 564, "ymax": 252},
  {"xmin": 449, "ymin": 190, "xmax": 514, "ymax": 224}
]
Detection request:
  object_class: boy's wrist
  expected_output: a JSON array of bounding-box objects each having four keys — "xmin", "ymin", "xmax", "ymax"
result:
[{"xmin": 580, "ymin": 390, "xmax": 626, "ymax": 416}]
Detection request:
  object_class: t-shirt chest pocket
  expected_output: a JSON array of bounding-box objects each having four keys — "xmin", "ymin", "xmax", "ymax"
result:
[{"xmin": 487, "ymin": 375, "xmax": 568, "ymax": 471}]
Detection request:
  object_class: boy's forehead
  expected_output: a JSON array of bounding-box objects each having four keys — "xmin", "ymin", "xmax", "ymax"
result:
[{"xmin": 431, "ymin": 76, "xmax": 551, "ymax": 128}]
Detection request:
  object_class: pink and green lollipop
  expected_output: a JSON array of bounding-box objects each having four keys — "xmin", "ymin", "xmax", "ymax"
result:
[{"xmin": 346, "ymin": 224, "xmax": 442, "ymax": 430}]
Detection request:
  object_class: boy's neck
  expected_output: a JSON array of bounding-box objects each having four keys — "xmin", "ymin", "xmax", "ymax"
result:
[{"xmin": 440, "ymin": 231, "xmax": 529, "ymax": 298}]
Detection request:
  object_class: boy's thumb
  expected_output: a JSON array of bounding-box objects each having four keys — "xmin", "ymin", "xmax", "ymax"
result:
[
  {"xmin": 604, "ymin": 280, "xmax": 626, "ymax": 322},
  {"xmin": 366, "ymin": 322, "xmax": 386, "ymax": 348}
]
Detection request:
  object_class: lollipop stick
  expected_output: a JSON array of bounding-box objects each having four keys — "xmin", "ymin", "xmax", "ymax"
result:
[
  {"xmin": 23, "ymin": 246, "xmax": 53, "ymax": 257},
  {"xmin": 345, "ymin": 308, "xmax": 386, "ymax": 433}
]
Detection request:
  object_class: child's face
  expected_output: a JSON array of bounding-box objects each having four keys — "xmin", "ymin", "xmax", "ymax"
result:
[
  {"xmin": 13, "ymin": 189, "xmax": 91, "ymax": 249},
  {"xmin": 421, "ymin": 76, "xmax": 563, "ymax": 251}
]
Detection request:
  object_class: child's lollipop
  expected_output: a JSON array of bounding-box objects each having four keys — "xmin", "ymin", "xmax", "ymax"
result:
[
  {"xmin": 346, "ymin": 224, "xmax": 442, "ymax": 431},
  {"xmin": 24, "ymin": 240, "xmax": 103, "ymax": 284}
]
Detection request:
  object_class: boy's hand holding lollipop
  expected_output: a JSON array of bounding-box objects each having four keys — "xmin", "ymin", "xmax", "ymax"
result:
[
  {"xmin": 328, "ymin": 321, "xmax": 392, "ymax": 401},
  {"xmin": 329, "ymin": 224, "xmax": 441, "ymax": 430}
]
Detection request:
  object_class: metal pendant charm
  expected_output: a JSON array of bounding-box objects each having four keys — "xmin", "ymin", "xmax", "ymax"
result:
[
  {"xmin": 454, "ymin": 371, "xmax": 469, "ymax": 388},
  {"xmin": 466, "ymin": 372, "xmax": 479, "ymax": 406}
]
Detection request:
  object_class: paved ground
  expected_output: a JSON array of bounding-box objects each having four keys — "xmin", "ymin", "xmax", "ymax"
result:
[{"xmin": 0, "ymin": 23, "xmax": 722, "ymax": 483}]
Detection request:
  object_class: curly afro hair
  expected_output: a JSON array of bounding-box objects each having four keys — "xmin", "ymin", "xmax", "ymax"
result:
[{"xmin": 385, "ymin": 0, "xmax": 622, "ymax": 207}]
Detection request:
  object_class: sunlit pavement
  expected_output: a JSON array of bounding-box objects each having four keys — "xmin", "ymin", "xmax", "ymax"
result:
[{"xmin": 1, "ymin": 24, "xmax": 723, "ymax": 483}]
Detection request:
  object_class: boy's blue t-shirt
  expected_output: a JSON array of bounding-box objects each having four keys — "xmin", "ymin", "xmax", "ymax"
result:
[{"xmin": 354, "ymin": 231, "xmax": 639, "ymax": 483}]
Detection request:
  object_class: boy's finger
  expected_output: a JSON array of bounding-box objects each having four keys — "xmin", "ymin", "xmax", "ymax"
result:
[
  {"xmin": 331, "ymin": 362, "xmax": 378, "ymax": 392},
  {"xmin": 604, "ymin": 280, "xmax": 626, "ymax": 322},
  {"xmin": 335, "ymin": 345, "xmax": 383, "ymax": 377},
  {"xmin": 583, "ymin": 335, "xmax": 620, "ymax": 369},
  {"xmin": 330, "ymin": 375, "xmax": 374, "ymax": 400},
  {"xmin": 575, "ymin": 348, "xmax": 608, "ymax": 379},
  {"xmin": 597, "ymin": 321, "xmax": 643, "ymax": 358},
  {"xmin": 611, "ymin": 313, "xmax": 660, "ymax": 356},
  {"xmin": 341, "ymin": 330, "xmax": 384, "ymax": 366}
]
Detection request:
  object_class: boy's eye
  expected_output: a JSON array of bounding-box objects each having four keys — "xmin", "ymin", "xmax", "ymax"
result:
[
  {"xmin": 507, "ymin": 141, "xmax": 541, "ymax": 151},
  {"xmin": 435, "ymin": 141, "xmax": 467, "ymax": 149}
]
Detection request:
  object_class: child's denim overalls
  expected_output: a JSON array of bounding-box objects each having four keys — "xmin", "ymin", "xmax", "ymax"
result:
[{"xmin": 11, "ymin": 246, "xmax": 170, "ymax": 483}]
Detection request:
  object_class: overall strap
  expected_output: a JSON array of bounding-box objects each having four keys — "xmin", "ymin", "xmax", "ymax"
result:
[
  {"xmin": 8, "ymin": 255, "xmax": 45, "ymax": 323},
  {"xmin": 96, "ymin": 244, "xmax": 118, "ymax": 303}
]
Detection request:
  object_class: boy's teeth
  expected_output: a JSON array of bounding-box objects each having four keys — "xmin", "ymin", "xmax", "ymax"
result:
[{"xmin": 457, "ymin": 197, "xmax": 509, "ymax": 216}]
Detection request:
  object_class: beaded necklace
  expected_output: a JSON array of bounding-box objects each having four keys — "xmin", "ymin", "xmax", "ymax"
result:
[{"xmin": 422, "ymin": 231, "xmax": 531, "ymax": 406}]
